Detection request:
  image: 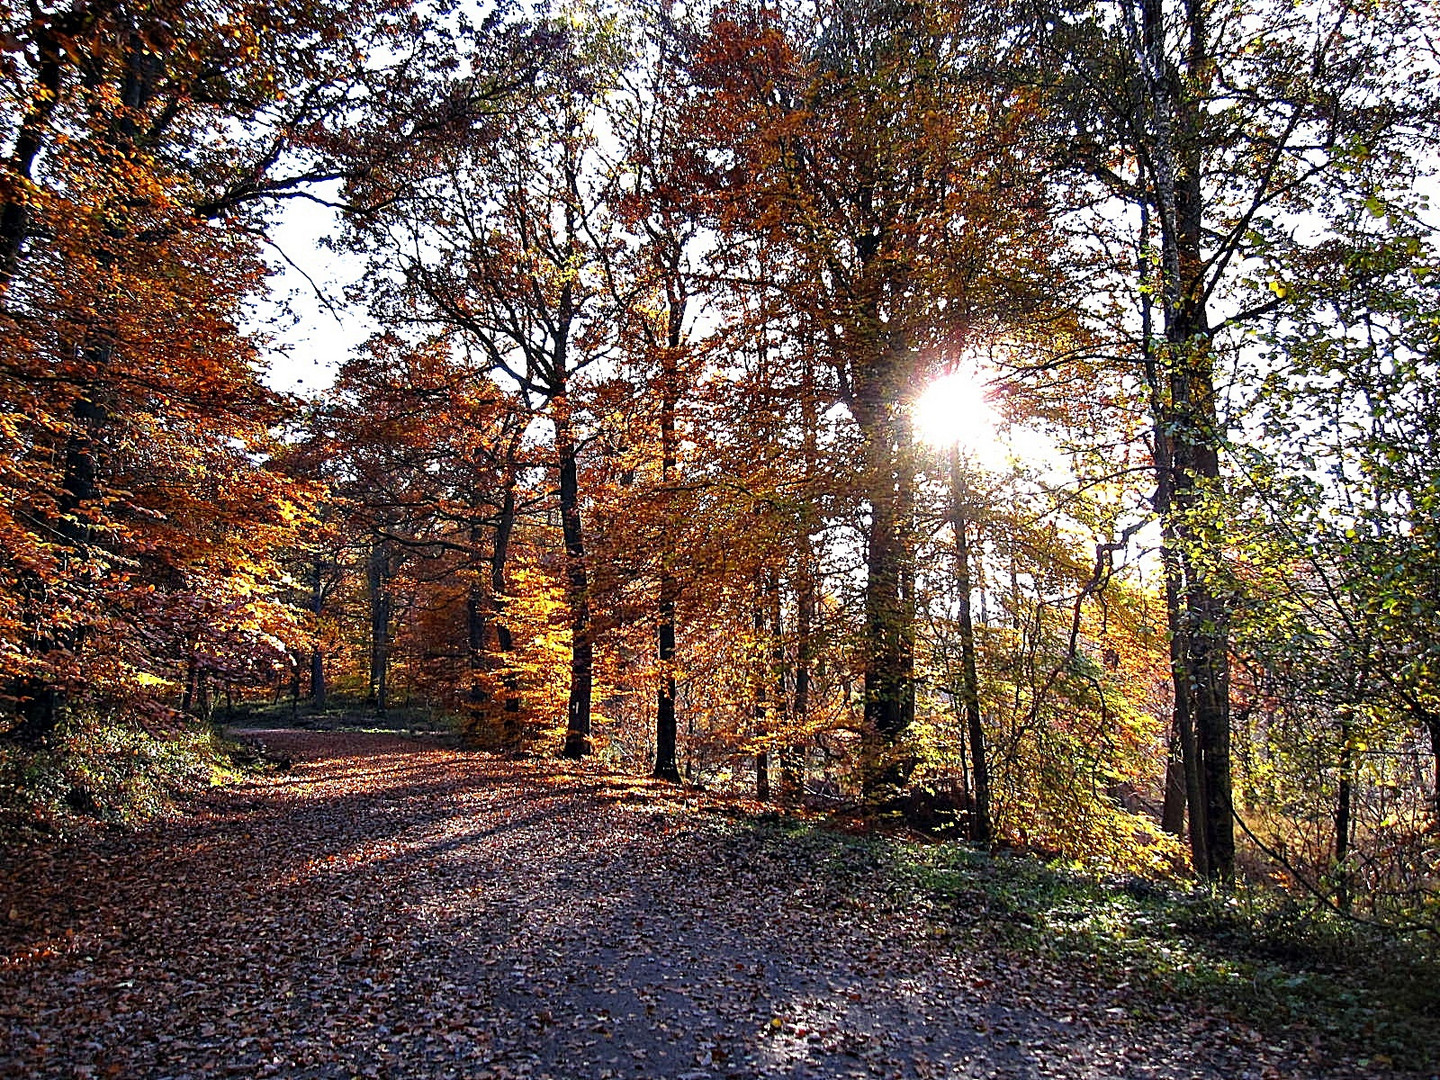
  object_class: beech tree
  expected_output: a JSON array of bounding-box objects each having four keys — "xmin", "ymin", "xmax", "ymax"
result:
[
  {"xmin": 342, "ymin": 16, "xmax": 632, "ymax": 757},
  {"xmin": 687, "ymin": 0, "xmax": 1063, "ymax": 791},
  {"xmin": 1023, "ymin": 0, "xmax": 1440, "ymax": 879}
]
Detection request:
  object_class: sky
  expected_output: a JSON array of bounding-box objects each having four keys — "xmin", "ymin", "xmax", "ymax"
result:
[{"xmin": 254, "ymin": 195, "xmax": 373, "ymax": 396}]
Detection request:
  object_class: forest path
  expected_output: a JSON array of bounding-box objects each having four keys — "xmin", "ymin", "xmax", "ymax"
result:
[{"xmin": 0, "ymin": 730, "xmax": 1387, "ymax": 1079}]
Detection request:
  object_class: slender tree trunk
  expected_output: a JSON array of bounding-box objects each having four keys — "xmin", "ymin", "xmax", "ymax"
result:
[
  {"xmin": 492, "ymin": 478, "xmax": 521, "ymax": 738},
  {"xmin": 950, "ymin": 445, "xmax": 991, "ymax": 844},
  {"xmin": 1427, "ymin": 715, "xmax": 1440, "ymax": 822},
  {"xmin": 367, "ymin": 540, "xmax": 391, "ymax": 713},
  {"xmin": 556, "ymin": 395, "xmax": 594, "ymax": 759},
  {"xmin": 781, "ymin": 351, "xmax": 821, "ymax": 799},
  {"xmin": 310, "ymin": 561, "xmax": 326, "ymax": 706},
  {"xmin": 654, "ymin": 320, "xmax": 682, "ymax": 782},
  {"xmin": 182, "ymin": 659, "xmax": 197, "ymax": 716},
  {"xmin": 769, "ymin": 569, "xmax": 788, "ymax": 795},
  {"xmin": 781, "ymin": 572, "xmax": 811, "ymax": 799},
  {"xmin": 467, "ymin": 455, "xmax": 520, "ymax": 742},
  {"xmin": 754, "ymin": 588, "xmax": 770, "ymax": 801},
  {"xmin": 1335, "ymin": 711, "xmax": 1353, "ymax": 910}
]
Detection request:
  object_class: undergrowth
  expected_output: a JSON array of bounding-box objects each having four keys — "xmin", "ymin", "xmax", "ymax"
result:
[
  {"xmin": 227, "ymin": 697, "xmax": 458, "ymax": 735},
  {"xmin": 0, "ymin": 715, "xmax": 256, "ymax": 841},
  {"xmin": 898, "ymin": 844, "xmax": 1440, "ymax": 1073}
]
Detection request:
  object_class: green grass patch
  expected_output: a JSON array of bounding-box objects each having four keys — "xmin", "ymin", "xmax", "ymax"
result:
[
  {"xmin": 896, "ymin": 843, "xmax": 1440, "ymax": 1072},
  {"xmin": 225, "ymin": 696, "xmax": 458, "ymax": 735}
]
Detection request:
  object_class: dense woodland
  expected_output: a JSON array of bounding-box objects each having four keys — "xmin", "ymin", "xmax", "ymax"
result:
[{"xmin": 2, "ymin": 0, "xmax": 1438, "ymax": 929}]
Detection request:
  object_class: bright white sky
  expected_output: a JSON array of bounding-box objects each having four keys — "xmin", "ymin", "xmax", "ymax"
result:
[{"xmin": 255, "ymin": 196, "xmax": 373, "ymax": 395}]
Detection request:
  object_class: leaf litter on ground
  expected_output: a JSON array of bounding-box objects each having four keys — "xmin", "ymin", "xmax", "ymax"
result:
[{"xmin": 1, "ymin": 729, "xmax": 1434, "ymax": 1079}]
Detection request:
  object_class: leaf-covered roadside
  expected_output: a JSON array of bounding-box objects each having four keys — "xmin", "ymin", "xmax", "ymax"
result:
[
  {"xmin": 891, "ymin": 844, "xmax": 1440, "ymax": 1074},
  {"xmin": 2, "ymin": 731, "xmax": 1434, "ymax": 1079},
  {"xmin": 0, "ymin": 717, "xmax": 285, "ymax": 840}
]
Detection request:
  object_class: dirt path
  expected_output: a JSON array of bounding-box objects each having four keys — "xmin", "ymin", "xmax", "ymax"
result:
[{"xmin": 0, "ymin": 732, "xmax": 1408, "ymax": 1078}]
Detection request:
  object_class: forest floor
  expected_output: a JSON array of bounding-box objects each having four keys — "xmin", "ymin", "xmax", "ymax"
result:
[{"xmin": 1, "ymin": 728, "xmax": 1435, "ymax": 1080}]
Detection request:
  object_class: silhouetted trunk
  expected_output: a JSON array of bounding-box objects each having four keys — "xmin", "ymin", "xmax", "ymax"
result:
[
  {"xmin": 309, "ymin": 561, "xmax": 327, "ymax": 706},
  {"xmin": 780, "ymin": 352, "xmax": 821, "ymax": 799},
  {"xmin": 1160, "ymin": 733, "xmax": 1187, "ymax": 836},
  {"xmin": 556, "ymin": 396, "xmax": 594, "ymax": 759},
  {"xmin": 5, "ymin": 32, "xmax": 158, "ymax": 742},
  {"xmin": 769, "ymin": 570, "xmax": 788, "ymax": 798},
  {"xmin": 854, "ymin": 338, "xmax": 917, "ymax": 792},
  {"xmin": 654, "ymin": 313, "xmax": 682, "ymax": 782},
  {"xmin": 468, "ymin": 453, "xmax": 520, "ymax": 741},
  {"xmin": 1335, "ymin": 712, "xmax": 1353, "ymax": 911},
  {"xmin": 754, "ymin": 593, "xmax": 770, "ymax": 801},
  {"xmin": 949, "ymin": 445, "xmax": 991, "ymax": 844},
  {"xmin": 1132, "ymin": 0, "xmax": 1233, "ymax": 879},
  {"xmin": 780, "ymin": 578, "xmax": 809, "ymax": 797},
  {"xmin": 492, "ymin": 479, "xmax": 521, "ymax": 737},
  {"xmin": 654, "ymin": 572, "xmax": 679, "ymax": 781},
  {"xmin": 182, "ymin": 659, "xmax": 197, "ymax": 716},
  {"xmin": 367, "ymin": 541, "xmax": 391, "ymax": 712},
  {"xmin": 1427, "ymin": 715, "xmax": 1440, "ymax": 821}
]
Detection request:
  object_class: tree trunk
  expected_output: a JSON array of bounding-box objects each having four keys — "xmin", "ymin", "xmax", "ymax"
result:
[
  {"xmin": 1428, "ymin": 715, "xmax": 1440, "ymax": 822},
  {"xmin": 367, "ymin": 540, "xmax": 391, "ymax": 713},
  {"xmin": 854, "ymin": 342, "xmax": 917, "ymax": 793},
  {"xmin": 950, "ymin": 445, "xmax": 991, "ymax": 844},
  {"xmin": 654, "ymin": 321, "xmax": 682, "ymax": 782},
  {"xmin": 467, "ymin": 455, "xmax": 520, "ymax": 743},
  {"xmin": 310, "ymin": 560, "xmax": 326, "ymax": 706},
  {"xmin": 556, "ymin": 396, "xmax": 594, "ymax": 759},
  {"xmin": 1134, "ymin": 0, "xmax": 1233, "ymax": 880},
  {"xmin": 1335, "ymin": 711, "xmax": 1353, "ymax": 910},
  {"xmin": 754, "ymin": 590, "xmax": 770, "ymax": 801},
  {"xmin": 1160, "ymin": 732, "xmax": 1187, "ymax": 836},
  {"xmin": 780, "ymin": 351, "xmax": 821, "ymax": 799}
]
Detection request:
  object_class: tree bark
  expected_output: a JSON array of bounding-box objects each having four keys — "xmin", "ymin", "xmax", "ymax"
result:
[
  {"xmin": 654, "ymin": 310, "xmax": 683, "ymax": 782},
  {"xmin": 950, "ymin": 445, "xmax": 991, "ymax": 844},
  {"xmin": 854, "ymin": 340, "xmax": 917, "ymax": 793},
  {"xmin": 1133, "ymin": 0, "xmax": 1233, "ymax": 880},
  {"xmin": 310, "ymin": 561, "xmax": 327, "ymax": 706},
  {"xmin": 367, "ymin": 540, "xmax": 391, "ymax": 713},
  {"xmin": 1335, "ymin": 711, "xmax": 1353, "ymax": 910},
  {"xmin": 468, "ymin": 454, "xmax": 520, "ymax": 742},
  {"xmin": 556, "ymin": 396, "xmax": 594, "ymax": 759}
]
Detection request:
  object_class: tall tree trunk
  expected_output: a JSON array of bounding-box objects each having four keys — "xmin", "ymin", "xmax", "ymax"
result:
[
  {"xmin": 5, "ymin": 31, "xmax": 158, "ymax": 742},
  {"xmin": 780, "ymin": 350, "xmax": 821, "ymax": 799},
  {"xmin": 950, "ymin": 445, "xmax": 991, "ymax": 844},
  {"xmin": 1335, "ymin": 710, "xmax": 1353, "ymax": 911},
  {"xmin": 556, "ymin": 395, "xmax": 594, "ymax": 759},
  {"xmin": 1160, "ymin": 733, "xmax": 1187, "ymax": 836},
  {"xmin": 1132, "ymin": 0, "xmax": 1233, "ymax": 880},
  {"xmin": 754, "ymin": 588, "xmax": 770, "ymax": 802},
  {"xmin": 854, "ymin": 341, "xmax": 917, "ymax": 792},
  {"xmin": 654, "ymin": 314, "xmax": 683, "ymax": 782},
  {"xmin": 367, "ymin": 540, "xmax": 391, "ymax": 713},
  {"xmin": 468, "ymin": 454, "xmax": 520, "ymax": 742},
  {"xmin": 492, "ymin": 480, "xmax": 521, "ymax": 739},
  {"xmin": 1427, "ymin": 714, "xmax": 1440, "ymax": 822},
  {"xmin": 309, "ymin": 560, "xmax": 327, "ymax": 706},
  {"xmin": 769, "ymin": 569, "xmax": 788, "ymax": 799}
]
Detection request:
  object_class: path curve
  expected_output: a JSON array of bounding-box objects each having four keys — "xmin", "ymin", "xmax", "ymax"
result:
[{"xmin": 0, "ymin": 731, "xmax": 1395, "ymax": 1078}]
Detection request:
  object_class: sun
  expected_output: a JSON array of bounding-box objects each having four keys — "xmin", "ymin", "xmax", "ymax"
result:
[{"xmin": 912, "ymin": 370, "xmax": 1006, "ymax": 465}]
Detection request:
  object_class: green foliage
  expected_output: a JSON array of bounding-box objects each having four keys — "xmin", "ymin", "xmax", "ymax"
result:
[
  {"xmin": 0, "ymin": 713, "xmax": 246, "ymax": 839},
  {"xmin": 897, "ymin": 844, "xmax": 1440, "ymax": 1071}
]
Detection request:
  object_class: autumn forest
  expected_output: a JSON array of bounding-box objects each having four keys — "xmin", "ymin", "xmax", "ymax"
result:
[{"xmin": 4, "ymin": 0, "xmax": 1440, "ymax": 955}]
